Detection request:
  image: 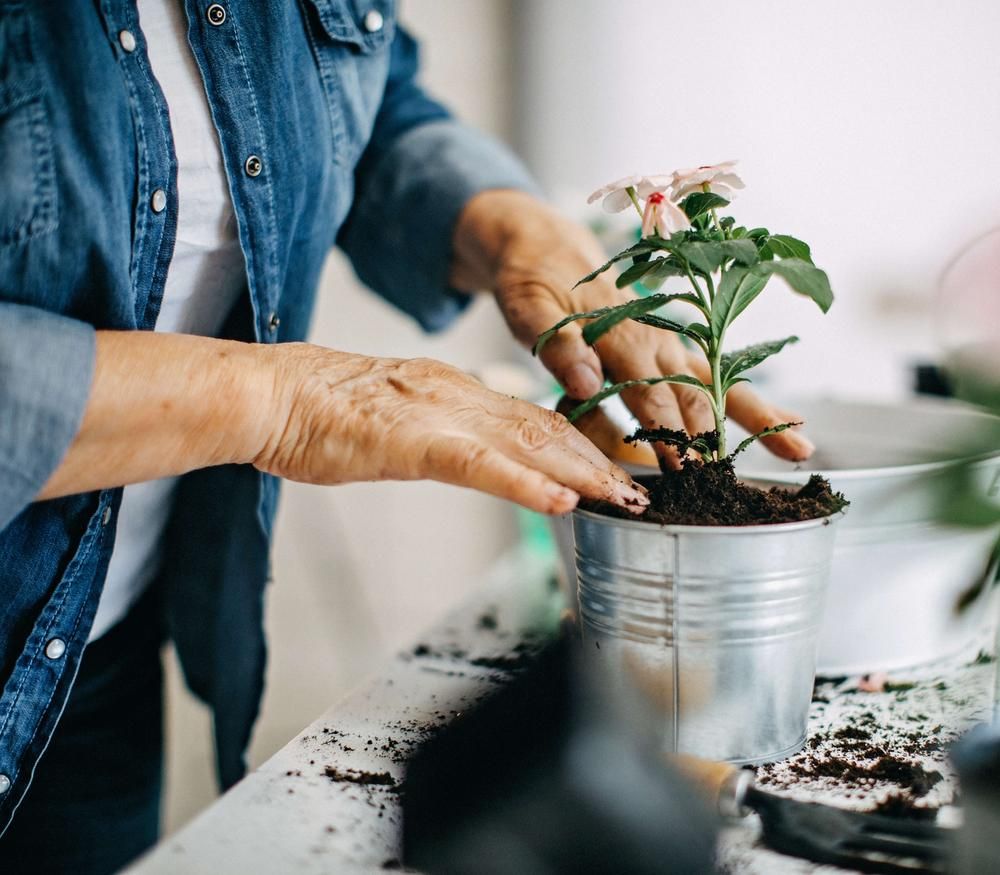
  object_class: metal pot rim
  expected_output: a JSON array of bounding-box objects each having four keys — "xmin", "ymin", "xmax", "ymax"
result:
[
  {"xmin": 742, "ymin": 447, "xmax": 1000, "ymax": 483},
  {"xmin": 572, "ymin": 506, "xmax": 844, "ymax": 535}
]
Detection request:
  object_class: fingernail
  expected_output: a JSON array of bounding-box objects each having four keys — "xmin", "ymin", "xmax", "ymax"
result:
[
  {"xmin": 617, "ymin": 482, "xmax": 650, "ymax": 507},
  {"xmin": 548, "ymin": 484, "xmax": 579, "ymax": 508},
  {"xmin": 788, "ymin": 432, "xmax": 816, "ymax": 459},
  {"xmin": 564, "ymin": 363, "xmax": 603, "ymax": 399}
]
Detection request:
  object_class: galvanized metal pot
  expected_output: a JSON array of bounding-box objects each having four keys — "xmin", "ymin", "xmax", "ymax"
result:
[{"xmin": 573, "ymin": 509, "xmax": 840, "ymax": 765}]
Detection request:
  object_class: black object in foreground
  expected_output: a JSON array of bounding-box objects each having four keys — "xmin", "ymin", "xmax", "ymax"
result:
[
  {"xmin": 401, "ymin": 637, "xmax": 718, "ymax": 874},
  {"xmin": 745, "ymin": 784, "xmax": 953, "ymax": 874}
]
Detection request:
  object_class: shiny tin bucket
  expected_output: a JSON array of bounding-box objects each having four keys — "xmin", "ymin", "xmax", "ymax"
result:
[{"xmin": 573, "ymin": 509, "xmax": 840, "ymax": 764}]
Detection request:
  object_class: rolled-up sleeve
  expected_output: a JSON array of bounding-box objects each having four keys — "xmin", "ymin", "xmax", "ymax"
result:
[
  {"xmin": 337, "ymin": 28, "xmax": 540, "ymax": 333},
  {"xmin": 0, "ymin": 304, "xmax": 95, "ymax": 530}
]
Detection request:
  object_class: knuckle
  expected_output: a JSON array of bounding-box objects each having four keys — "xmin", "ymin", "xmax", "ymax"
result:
[
  {"xmin": 538, "ymin": 406, "xmax": 571, "ymax": 434},
  {"xmin": 451, "ymin": 443, "xmax": 490, "ymax": 480},
  {"xmin": 513, "ymin": 419, "xmax": 552, "ymax": 451}
]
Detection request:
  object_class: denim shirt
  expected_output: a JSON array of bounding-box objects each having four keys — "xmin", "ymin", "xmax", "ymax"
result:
[{"xmin": 0, "ymin": 0, "xmax": 534, "ymax": 831}]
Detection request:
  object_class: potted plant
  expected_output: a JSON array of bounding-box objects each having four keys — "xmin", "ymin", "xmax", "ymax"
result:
[{"xmin": 537, "ymin": 162, "xmax": 848, "ymax": 764}]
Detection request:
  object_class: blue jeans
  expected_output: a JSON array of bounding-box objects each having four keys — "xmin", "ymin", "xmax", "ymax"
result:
[{"xmin": 0, "ymin": 587, "xmax": 164, "ymax": 874}]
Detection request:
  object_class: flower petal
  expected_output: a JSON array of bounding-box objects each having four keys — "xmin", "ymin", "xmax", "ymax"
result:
[
  {"xmin": 603, "ymin": 188, "xmax": 636, "ymax": 213},
  {"xmin": 641, "ymin": 200, "xmax": 656, "ymax": 236},
  {"xmin": 714, "ymin": 172, "xmax": 745, "ymax": 191},
  {"xmin": 586, "ymin": 174, "xmax": 643, "ymax": 205},
  {"xmin": 659, "ymin": 199, "xmax": 691, "ymax": 234},
  {"xmin": 634, "ymin": 175, "xmax": 673, "ymax": 197}
]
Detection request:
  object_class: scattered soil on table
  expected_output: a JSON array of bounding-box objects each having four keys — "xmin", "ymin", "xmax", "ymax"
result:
[
  {"xmin": 582, "ymin": 458, "xmax": 847, "ymax": 526},
  {"xmin": 773, "ymin": 754, "xmax": 943, "ymax": 798},
  {"xmin": 468, "ymin": 641, "xmax": 539, "ymax": 673},
  {"xmin": 323, "ymin": 766, "xmax": 396, "ymax": 788},
  {"xmin": 870, "ymin": 791, "xmax": 940, "ymax": 820}
]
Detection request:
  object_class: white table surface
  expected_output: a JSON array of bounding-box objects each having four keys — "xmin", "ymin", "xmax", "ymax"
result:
[{"xmin": 128, "ymin": 545, "xmax": 997, "ymax": 874}]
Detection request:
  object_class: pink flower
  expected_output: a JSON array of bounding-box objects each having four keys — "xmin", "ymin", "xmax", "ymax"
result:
[
  {"xmin": 587, "ymin": 174, "xmax": 674, "ymax": 213},
  {"xmin": 641, "ymin": 192, "xmax": 691, "ymax": 237},
  {"xmin": 670, "ymin": 160, "xmax": 745, "ymax": 202}
]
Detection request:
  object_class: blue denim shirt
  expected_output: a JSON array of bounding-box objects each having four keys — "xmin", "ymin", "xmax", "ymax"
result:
[{"xmin": 0, "ymin": 0, "xmax": 535, "ymax": 829}]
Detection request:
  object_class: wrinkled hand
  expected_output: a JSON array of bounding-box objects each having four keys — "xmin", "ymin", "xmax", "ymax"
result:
[
  {"xmin": 252, "ymin": 344, "xmax": 649, "ymax": 515},
  {"xmin": 454, "ymin": 191, "xmax": 815, "ymax": 465}
]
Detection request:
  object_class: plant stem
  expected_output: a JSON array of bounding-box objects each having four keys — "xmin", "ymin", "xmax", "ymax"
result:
[
  {"xmin": 683, "ymin": 262, "xmax": 708, "ymax": 310},
  {"xmin": 708, "ymin": 338, "xmax": 727, "ymax": 459},
  {"xmin": 626, "ymin": 186, "xmax": 644, "ymax": 222},
  {"xmin": 701, "ymin": 182, "xmax": 729, "ymax": 240}
]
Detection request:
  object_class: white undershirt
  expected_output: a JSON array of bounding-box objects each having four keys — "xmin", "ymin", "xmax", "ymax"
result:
[{"xmin": 89, "ymin": 0, "xmax": 246, "ymax": 641}]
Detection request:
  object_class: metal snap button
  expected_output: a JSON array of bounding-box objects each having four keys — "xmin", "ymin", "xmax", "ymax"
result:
[
  {"xmin": 245, "ymin": 155, "xmax": 262, "ymax": 178},
  {"xmin": 206, "ymin": 4, "xmax": 226, "ymax": 26},
  {"xmin": 45, "ymin": 639, "xmax": 66, "ymax": 660},
  {"xmin": 119, "ymin": 29, "xmax": 137, "ymax": 53},
  {"xmin": 363, "ymin": 9, "xmax": 384, "ymax": 33},
  {"xmin": 268, "ymin": 312, "xmax": 281, "ymax": 331},
  {"xmin": 151, "ymin": 189, "xmax": 167, "ymax": 213},
  {"xmin": 0, "ymin": 775, "xmax": 9, "ymax": 794},
  {"xmin": 101, "ymin": 506, "xmax": 112, "ymax": 526}
]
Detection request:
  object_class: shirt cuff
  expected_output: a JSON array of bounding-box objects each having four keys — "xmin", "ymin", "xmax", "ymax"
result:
[
  {"xmin": 339, "ymin": 119, "xmax": 541, "ymax": 333},
  {"xmin": 0, "ymin": 304, "xmax": 96, "ymax": 531}
]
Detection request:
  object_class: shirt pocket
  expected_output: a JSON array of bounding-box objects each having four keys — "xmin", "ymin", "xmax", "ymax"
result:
[
  {"xmin": 301, "ymin": 0, "xmax": 395, "ymax": 170},
  {"xmin": 0, "ymin": 7, "xmax": 57, "ymax": 247}
]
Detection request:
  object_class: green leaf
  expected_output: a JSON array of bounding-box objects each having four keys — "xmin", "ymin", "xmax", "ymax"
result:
[
  {"xmin": 711, "ymin": 267, "xmax": 769, "ymax": 336},
  {"xmin": 678, "ymin": 241, "xmax": 725, "ymax": 275},
  {"xmin": 756, "ymin": 258, "xmax": 833, "ymax": 313},
  {"xmin": 720, "ymin": 239, "xmax": 759, "ymax": 266},
  {"xmin": 711, "ymin": 259, "xmax": 833, "ymax": 336},
  {"xmin": 681, "ymin": 321, "xmax": 712, "ymax": 343},
  {"xmin": 732, "ymin": 422, "xmax": 802, "ymax": 458},
  {"xmin": 721, "ymin": 336, "xmax": 799, "ymax": 386},
  {"xmin": 533, "ymin": 306, "xmax": 619, "ymax": 356},
  {"xmin": 615, "ymin": 258, "xmax": 666, "ymax": 289},
  {"xmin": 634, "ymin": 314, "xmax": 709, "ymax": 346},
  {"xmin": 680, "ymin": 192, "xmax": 729, "ymax": 220},
  {"xmin": 764, "ymin": 234, "xmax": 814, "ymax": 264},
  {"xmin": 573, "ymin": 239, "xmax": 664, "ymax": 288},
  {"xmin": 580, "ymin": 296, "xmax": 671, "ymax": 346},
  {"xmin": 637, "ymin": 257, "xmax": 688, "ymax": 291},
  {"xmin": 657, "ymin": 292, "xmax": 710, "ymax": 316},
  {"xmin": 567, "ymin": 375, "xmax": 713, "ymax": 423}
]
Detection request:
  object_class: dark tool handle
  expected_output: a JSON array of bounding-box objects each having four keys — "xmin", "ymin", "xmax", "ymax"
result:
[{"xmin": 670, "ymin": 754, "xmax": 755, "ymax": 819}]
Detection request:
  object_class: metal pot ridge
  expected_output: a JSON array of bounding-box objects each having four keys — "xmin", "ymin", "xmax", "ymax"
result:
[{"xmin": 573, "ymin": 507, "xmax": 840, "ymax": 764}]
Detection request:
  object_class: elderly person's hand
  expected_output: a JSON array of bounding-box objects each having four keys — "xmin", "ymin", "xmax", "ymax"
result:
[
  {"xmin": 252, "ymin": 345, "xmax": 648, "ymax": 514},
  {"xmin": 39, "ymin": 333, "xmax": 648, "ymax": 517},
  {"xmin": 452, "ymin": 190, "xmax": 816, "ymax": 466}
]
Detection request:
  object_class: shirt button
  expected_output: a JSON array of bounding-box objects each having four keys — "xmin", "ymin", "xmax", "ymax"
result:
[
  {"xmin": 206, "ymin": 4, "xmax": 227, "ymax": 25},
  {"xmin": 268, "ymin": 312, "xmax": 281, "ymax": 332},
  {"xmin": 101, "ymin": 506, "xmax": 112, "ymax": 526},
  {"xmin": 244, "ymin": 155, "xmax": 262, "ymax": 178},
  {"xmin": 118, "ymin": 29, "xmax": 137, "ymax": 53},
  {"xmin": 150, "ymin": 189, "xmax": 167, "ymax": 213},
  {"xmin": 45, "ymin": 639, "xmax": 66, "ymax": 660},
  {"xmin": 363, "ymin": 9, "xmax": 384, "ymax": 33},
  {"xmin": 0, "ymin": 775, "xmax": 9, "ymax": 795}
]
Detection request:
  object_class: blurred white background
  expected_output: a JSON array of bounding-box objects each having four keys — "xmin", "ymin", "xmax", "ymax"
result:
[{"xmin": 163, "ymin": 0, "xmax": 1000, "ymax": 833}]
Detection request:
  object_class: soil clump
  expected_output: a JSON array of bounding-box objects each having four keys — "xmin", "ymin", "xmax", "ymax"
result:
[{"xmin": 584, "ymin": 457, "xmax": 847, "ymax": 526}]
